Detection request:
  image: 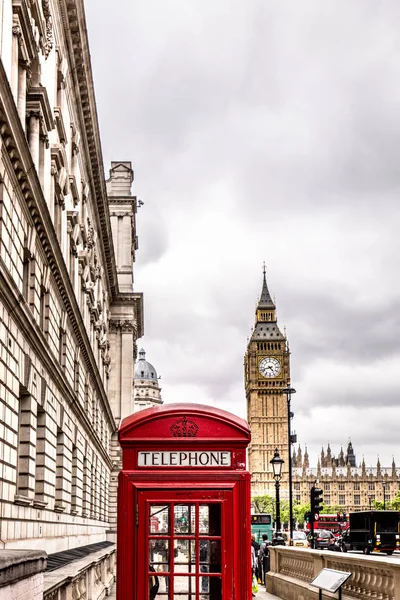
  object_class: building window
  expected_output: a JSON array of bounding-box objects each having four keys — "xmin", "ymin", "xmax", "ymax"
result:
[
  {"xmin": 368, "ymin": 483, "xmax": 375, "ymax": 491},
  {"xmin": 324, "ymin": 495, "xmax": 331, "ymax": 506},
  {"xmin": 338, "ymin": 483, "xmax": 345, "ymax": 491},
  {"xmin": 354, "ymin": 483, "xmax": 360, "ymax": 491},
  {"xmin": 294, "ymin": 483, "xmax": 300, "ymax": 491},
  {"xmin": 354, "ymin": 495, "xmax": 361, "ymax": 506},
  {"xmin": 324, "ymin": 483, "xmax": 330, "ymax": 491},
  {"xmin": 82, "ymin": 457, "xmax": 91, "ymax": 517},
  {"xmin": 339, "ymin": 495, "xmax": 346, "ymax": 506},
  {"xmin": 15, "ymin": 393, "xmax": 35, "ymax": 502},
  {"xmin": 71, "ymin": 445, "xmax": 79, "ymax": 515}
]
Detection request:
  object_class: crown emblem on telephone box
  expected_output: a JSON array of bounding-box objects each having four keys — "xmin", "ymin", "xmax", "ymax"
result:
[{"xmin": 170, "ymin": 416, "xmax": 199, "ymax": 438}]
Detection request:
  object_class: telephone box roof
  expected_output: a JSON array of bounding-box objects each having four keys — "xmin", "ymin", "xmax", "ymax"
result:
[{"xmin": 119, "ymin": 402, "xmax": 250, "ymax": 442}]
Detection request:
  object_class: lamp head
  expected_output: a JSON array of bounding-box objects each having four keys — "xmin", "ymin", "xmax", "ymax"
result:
[
  {"xmin": 270, "ymin": 448, "xmax": 284, "ymax": 481},
  {"xmin": 282, "ymin": 386, "xmax": 296, "ymax": 396}
]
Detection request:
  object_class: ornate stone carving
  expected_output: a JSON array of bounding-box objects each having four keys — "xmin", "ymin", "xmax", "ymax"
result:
[
  {"xmin": 108, "ymin": 319, "xmax": 137, "ymax": 334},
  {"xmin": 87, "ymin": 218, "xmax": 96, "ymax": 249},
  {"xmin": 170, "ymin": 416, "xmax": 199, "ymax": 438},
  {"xmin": 41, "ymin": 0, "xmax": 53, "ymax": 58},
  {"xmin": 12, "ymin": 24, "xmax": 22, "ymax": 41}
]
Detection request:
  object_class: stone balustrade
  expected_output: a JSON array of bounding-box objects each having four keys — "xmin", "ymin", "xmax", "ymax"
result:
[
  {"xmin": 266, "ymin": 546, "xmax": 400, "ymax": 600},
  {"xmin": 43, "ymin": 545, "xmax": 116, "ymax": 600}
]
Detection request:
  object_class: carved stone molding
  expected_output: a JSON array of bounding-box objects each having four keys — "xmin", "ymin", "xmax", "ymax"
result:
[
  {"xmin": 108, "ymin": 319, "xmax": 137, "ymax": 334},
  {"xmin": 41, "ymin": 0, "xmax": 53, "ymax": 58}
]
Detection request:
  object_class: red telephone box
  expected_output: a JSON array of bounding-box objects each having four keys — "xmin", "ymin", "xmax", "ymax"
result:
[{"xmin": 117, "ymin": 403, "xmax": 252, "ymax": 599}]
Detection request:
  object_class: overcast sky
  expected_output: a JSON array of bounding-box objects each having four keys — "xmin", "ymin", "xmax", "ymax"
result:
[{"xmin": 85, "ymin": 0, "xmax": 400, "ymax": 468}]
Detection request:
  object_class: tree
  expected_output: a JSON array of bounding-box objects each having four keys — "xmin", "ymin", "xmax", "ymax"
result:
[
  {"xmin": 252, "ymin": 495, "xmax": 276, "ymax": 517},
  {"xmin": 389, "ymin": 492, "xmax": 400, "ymax": 511}
]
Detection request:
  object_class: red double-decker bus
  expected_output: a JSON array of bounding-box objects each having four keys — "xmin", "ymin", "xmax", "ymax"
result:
[{"xmin": 305, "ymin": 513, "xmax": 349, "ymax": 533}]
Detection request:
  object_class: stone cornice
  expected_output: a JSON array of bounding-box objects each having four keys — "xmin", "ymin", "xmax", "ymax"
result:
[
  {"xmin": 0, "ymin": 59, "xmax": 116, "ymax": 437},
  {"xmin": 59, "ymin": 0, "xmax": 119, "ymax": 301},
  {"xmin": 116, "ymin": 292, "xmax": 144, "ymax": 338},
  {"xmin": 108, "ymin": 195, "xmax": 137, "ymax": 210}
]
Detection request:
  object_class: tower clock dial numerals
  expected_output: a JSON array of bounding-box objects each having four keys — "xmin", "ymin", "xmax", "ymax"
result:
[{"xmin": 259, "ymin": 357, "xmax": 281, "ymax": 378}]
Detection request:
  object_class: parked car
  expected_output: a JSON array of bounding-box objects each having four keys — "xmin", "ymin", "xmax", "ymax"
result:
[
  {"xmin": 292, "ymin": 531, "xmax": 309, "ymax": 548},
  {"xmin": 281, "ymin": 531, "xmax": 309, "ymax": 547},
  {"xmin": 308, "ymin": 529, "xmax": 336, "ymax": 550}
]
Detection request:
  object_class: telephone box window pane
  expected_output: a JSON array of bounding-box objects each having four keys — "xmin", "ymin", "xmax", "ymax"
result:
[
  {"xmin": 174, "ymin": 575, "xmax": 196, "ymax": 594},
  {"xmin": 199, "ymin": 506, "xmax": 209, "ymax": 534},
  {"xmin": 200, "ymin": 540, "xmax": 210, "ymax": 567},
  {"xmin": 174, "ymin": 539, "xmax": 196, "ymax": 571},
  {"xmin": 149, "ymin": 575, "xmax": 169, "ymax": 598},
  {"xmin": 200, "ymin": 504, "xmax": 221, "ymax": 535},
  {"xmin": 150, "ymin": 505, "xmax": 169, "ymax": 534},
  {"xmin": 200, "ymin": 577, "xmax": 222, "ymax": 599},
  {"xmin": 209, "ymin": 541, "xmax": 221, "ymax": 573},
  {"xmin": 149, "ymin": 539, "xmax": 169, "ymax": 570},
  {"xmin": 174, "ymin": 505, "xmax": 195, "ymax": 534},
  {"xmin": 200, "ymin": 576, "xmax": 210, "ymax": 594}
]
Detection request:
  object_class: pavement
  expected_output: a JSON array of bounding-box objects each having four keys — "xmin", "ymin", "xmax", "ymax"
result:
[{"xmin": 107, "ymin": 581, "xmax": 280, "ymax": 598}]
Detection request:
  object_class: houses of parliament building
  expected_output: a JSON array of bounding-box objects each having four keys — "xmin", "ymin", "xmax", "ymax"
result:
[{"xmin": 245, "ymin": 270, "xmax": 399, "ymax": 512}]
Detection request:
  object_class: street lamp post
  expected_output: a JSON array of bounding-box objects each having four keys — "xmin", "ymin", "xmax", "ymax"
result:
[
  {"xmin": 282, "ymin": 385, "xmax": 296, "ymax": 546},
  {"xmin": 270, "ymin": 448, "xmax": 284, "ymax": 545},
  {"xmin": 382, "ymin": 482, "xmax": 388, "ymax": 510}
]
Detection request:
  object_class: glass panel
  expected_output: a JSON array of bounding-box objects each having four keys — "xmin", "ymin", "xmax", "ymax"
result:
[
  {"xmin": 209, "ymin": 504, "xmax": 221, "ymax": 536},
  {"xmin": 200, "ymin": 575, "xmax": 210, "ymax": 594},
  {"xmin": 149, "ymin": 575, "xmax": 169, "ymax": 598},
  {"xmin": 200, "ymin": 540, "xmax": 210, "ymax": 565},
  {"xmin": 200, "ymin": 504, "xmax": 221, "ymax": 535},
  {"xmin": 199, "ymin": 506, "xmax": 209, "ymax": 534},
  {"xmin": 149, "ymin": 539, "xmax": 169, "ymax": 568},
  {"xmin": 174, "ymin": 540, "xmax": 196, "ymax": 572},
  {"xmin": 174, "ymin": 576, "xmax": 196, "ymax": 594},
  {"xmin": 174, "ymin": 505, "xmax": 195, "ymax": 534},
  {"xmin": 150, "ymin": 505, "xmax": 169, "ymax": 535},
  {"xmin": 209, "ymin": 541, "xmax": 221, "ymax": 573},
  {"xmin": 200, "ymin": 576, "xmax": 222, "ymax": 599}
]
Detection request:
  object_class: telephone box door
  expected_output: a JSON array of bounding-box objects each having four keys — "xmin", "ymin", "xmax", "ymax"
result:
[{"xmin": 137, "ymin": 489, "xmax": 234, "ymax": 600}]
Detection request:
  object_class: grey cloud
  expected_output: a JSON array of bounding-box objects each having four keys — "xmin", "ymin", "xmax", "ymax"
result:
[
  {"xmin": 86, "ymin": 0, "xmax": 400, "ymax": 465},
  {"xmin": 286, "ymin": 292, "xmax": 400, "ymax": 365}
]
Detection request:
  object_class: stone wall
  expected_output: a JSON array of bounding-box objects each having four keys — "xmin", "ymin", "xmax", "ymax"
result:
[
  {"xmin": 0, "ymin": 549, "xmax": 46, "ymax": 600},
  {"xmin": 266, "ymin": 546, "xmax": 400, "ymax": 600}
]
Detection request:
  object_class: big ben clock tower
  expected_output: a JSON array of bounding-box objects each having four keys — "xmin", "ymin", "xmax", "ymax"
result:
[{"xmin": 245, "ymin": 266, "xmax": 291, "ymax": 498}]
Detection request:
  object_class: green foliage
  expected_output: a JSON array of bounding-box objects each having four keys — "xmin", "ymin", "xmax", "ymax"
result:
[
  {"xmin": 320, "ymin": 504, "xmax": 343, "ymax": 514},
  {"xmin": 389, "ymin": 492, "xmax": 400, "ymax": 511},
  {"xmin": 252, "ymin": 495, "xmax": 276, "ymax": 517}
]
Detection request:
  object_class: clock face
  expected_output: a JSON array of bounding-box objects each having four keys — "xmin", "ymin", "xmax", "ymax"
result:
[{"xmin": 259, "ymin": 357, "xmax": 281, "ymax": 378}]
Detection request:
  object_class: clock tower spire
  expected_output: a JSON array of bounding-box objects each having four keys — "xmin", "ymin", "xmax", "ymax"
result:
[{"xmin": 244, "ymin": 266, "xmax": 291, "ymax": 498}]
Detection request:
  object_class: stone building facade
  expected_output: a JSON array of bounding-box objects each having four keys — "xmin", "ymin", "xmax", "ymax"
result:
[
  {"xmin": 245, "ymin": 268, "xmax": 291, "ymax": 498},
  {"xmin": 0, "ymin": 0, "xmax": 142, "ymax": 555},
  {"xmin": 133, "ymin": 348, "xmax": 163, "ymax": 412},
  {"xmin": 292, "ymin": 443, "xmax": 400, "ymax": 512}
]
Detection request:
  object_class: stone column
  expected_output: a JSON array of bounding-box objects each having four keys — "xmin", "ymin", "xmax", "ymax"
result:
[
  {"xmin": 11, "ymin": 24, "xmax": 21, "ymax": 102},
  {"xmin": 27, "ymin": 111, "xmax": 41, "ymax": 169},
  {"xmin": 17, "ymin": 61, "xmax": 28, "ymax": 129}
]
